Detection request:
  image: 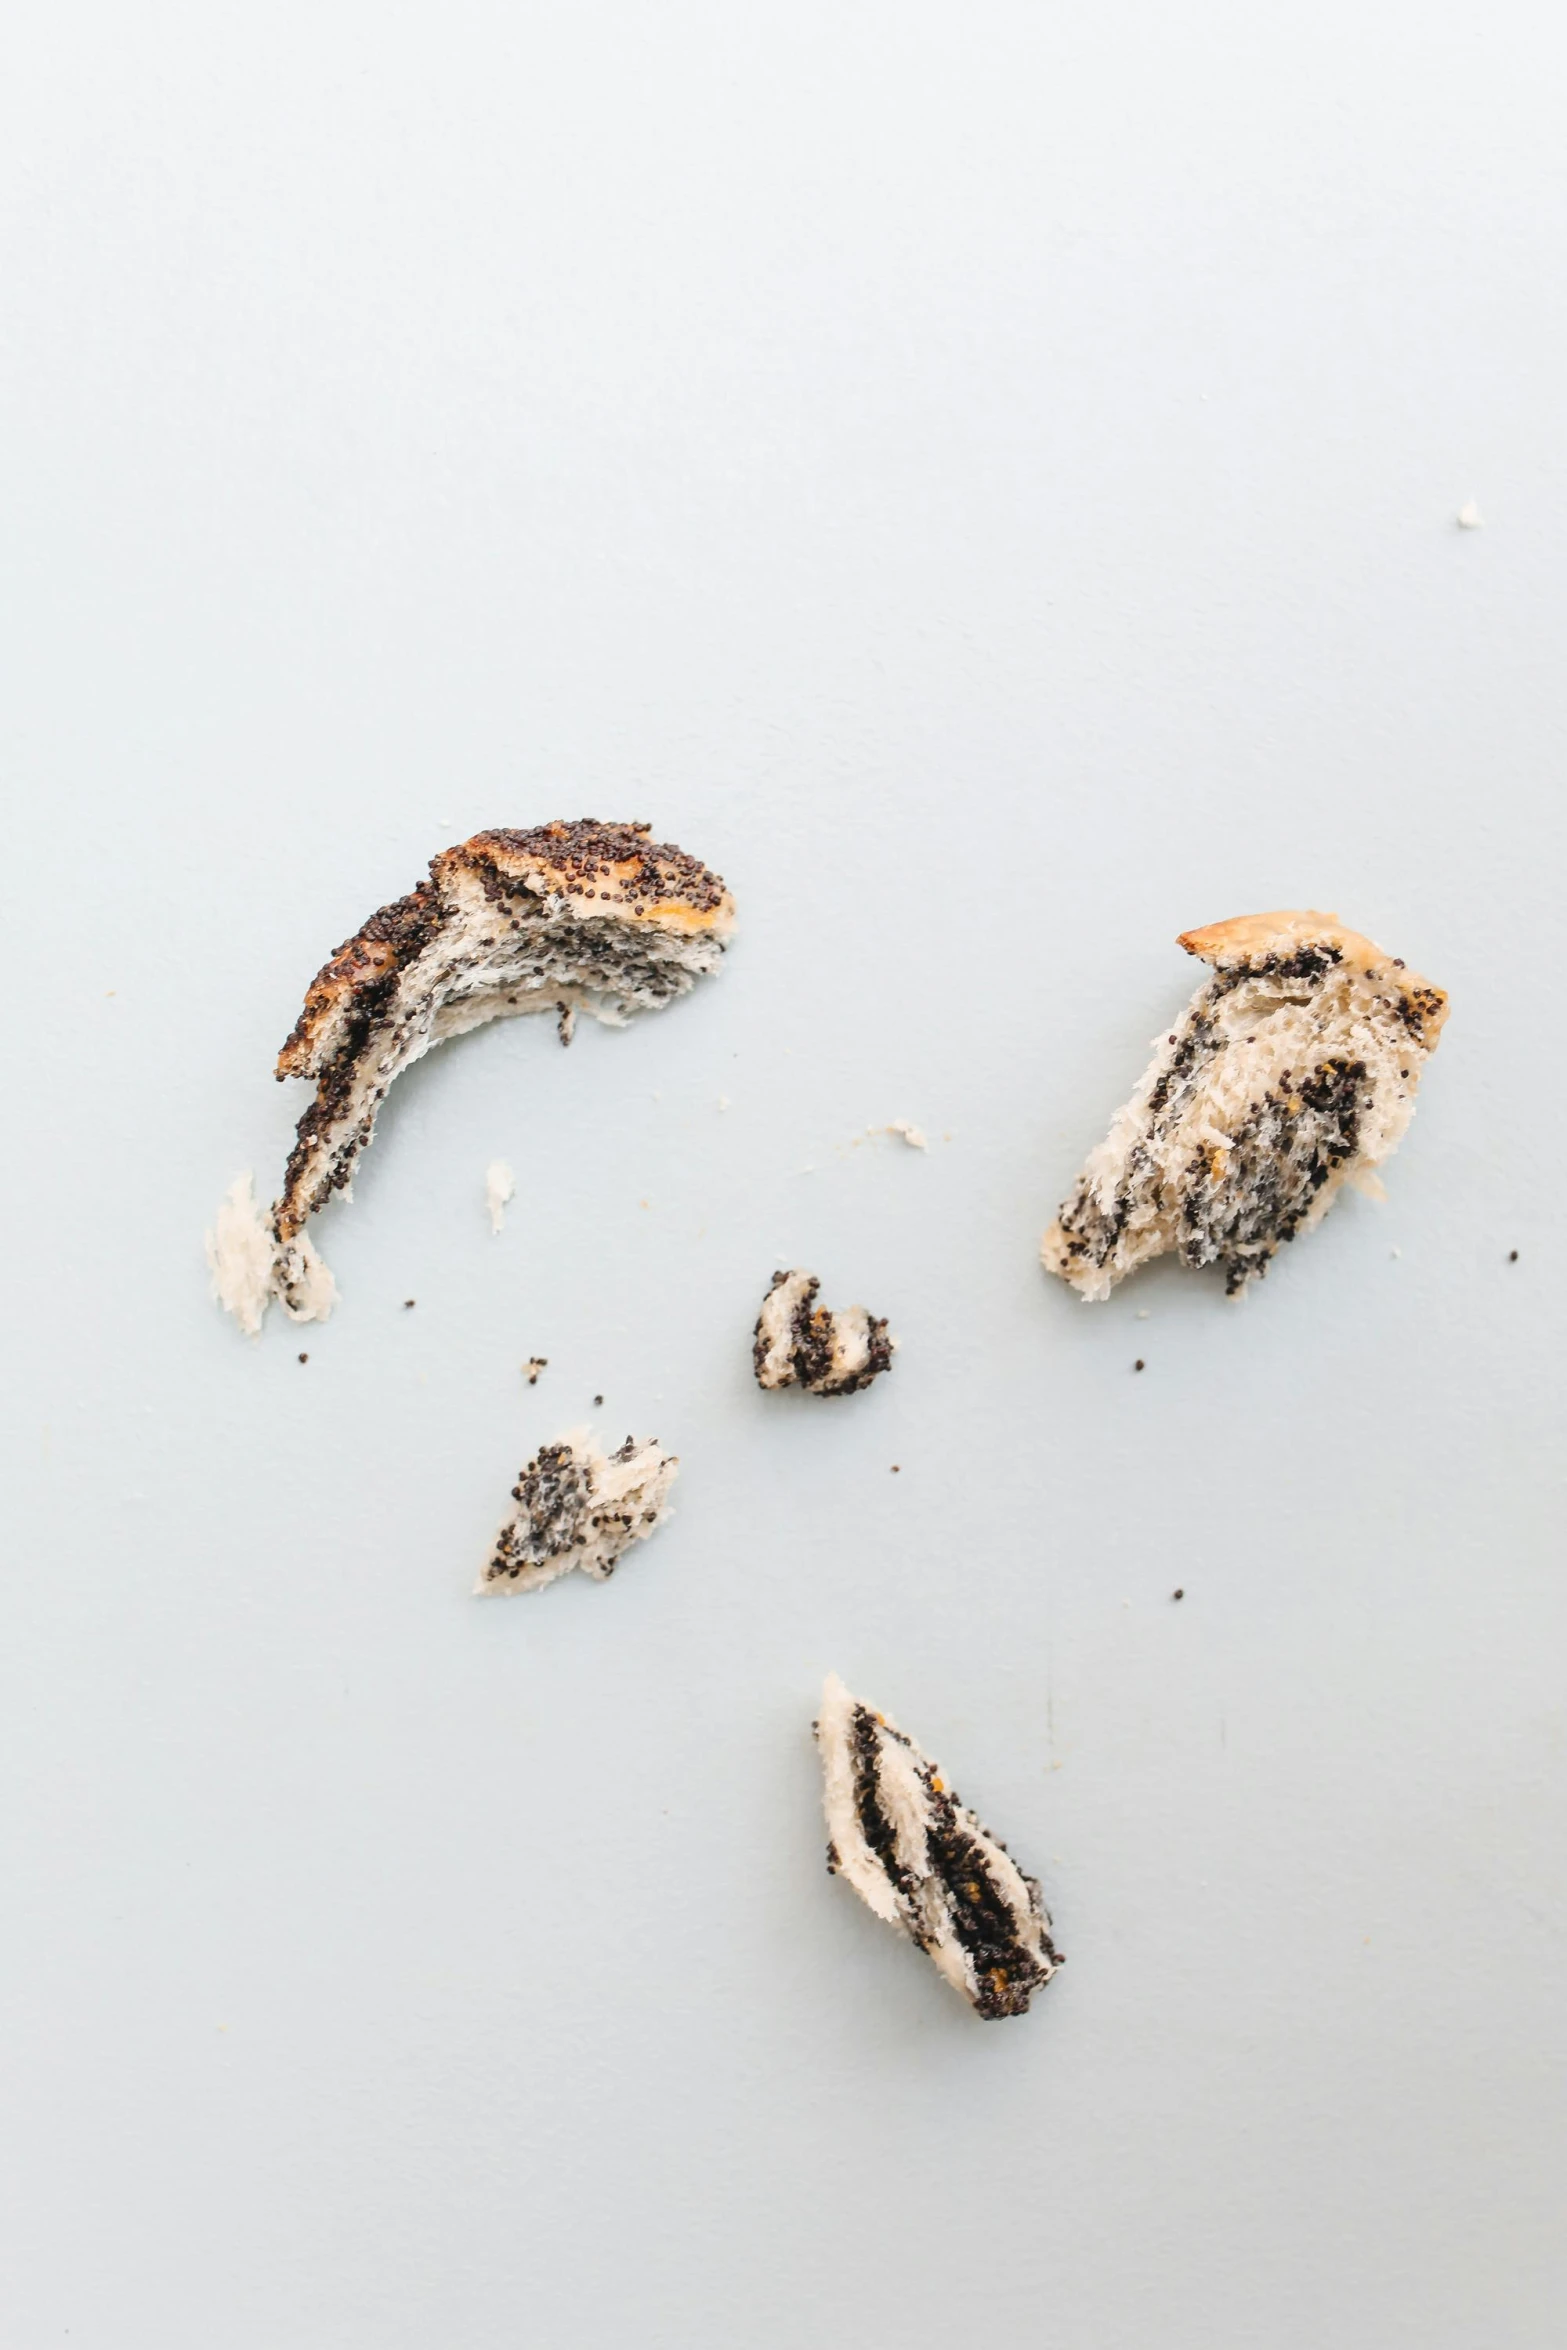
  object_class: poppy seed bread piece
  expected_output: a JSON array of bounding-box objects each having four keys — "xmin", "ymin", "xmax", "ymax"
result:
[
  {"xmin": 815, "ymin": 1674, "xmax": 1062, "ymax": 2019},
  {"xmin": 752, "ymin": 1271, "xmax": 895, "ymax": 1396},
  {"xmin": 208, "ymin": 822, "xmax": 733, "ymax": 1330},
  {"xmin": 1043, "ymin": 911, "xmax": 1447, "ymax": 1300},
  {"xmin": 477, "ymin": 1430, "xmax": 678, "ymax": 1596}
]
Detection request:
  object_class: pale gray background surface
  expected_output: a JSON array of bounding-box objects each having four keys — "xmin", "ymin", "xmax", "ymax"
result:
[{"xmin": 2, "ymin": 5, "xmax": 1564, "ymax": 2344}]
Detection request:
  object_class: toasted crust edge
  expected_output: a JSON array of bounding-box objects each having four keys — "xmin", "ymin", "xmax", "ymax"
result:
[
  {"xmin": 1176, "ymin": 909, "xmax": 1449, "ymax": 1045},
  {"xmin": 274, "ymin": 821, "xmax": 734, "ymax": 1079}
]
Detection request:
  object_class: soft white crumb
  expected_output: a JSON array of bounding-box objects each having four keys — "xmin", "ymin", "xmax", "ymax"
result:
[
  {"xmin": 485, "ymin": 1160, "xmax": 515, "ymax": 1235},
  {"xmin": 205, "ymin": 1173, "xmax": 275, "ymax": 1338},
  {"xmin": 881, "ymin": 1120, "xmax": 928, "ymax": 1151},
  {"xmin": 1457, "ymin": 499, "xmax": 1483, "ymax": 529},
  {"xmin": 1135, "ymin": 1309, "xmax": 1150, "ymax": 1320},
  {"xmin": 717, "ymin": 1094, "xmax": 731, "ymax": 1111},
  {"xmin": 1390, "ymin": 1247, "xmax": 1401, "ymax": 1260}
]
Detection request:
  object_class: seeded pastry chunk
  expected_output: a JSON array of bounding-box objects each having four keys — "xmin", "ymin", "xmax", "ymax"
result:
[
  {"xmin": 753, "ymin": 1271, "xmax": 895, "ymax": 1396},
  {"xmin": 477, "ymin": 1430, "xmax": 678, "ymax": 1596},
  {"xmin": 207, "ymin": 821, "xmax": 734, "ymax": 1330},
  {"xmin": 1043, "ymin": 911, "xmax": 1448, "ymax": 1300},
  {"xmin": 815, "ymin": 1674, "xmax": 1062, "ymax": 2020}
]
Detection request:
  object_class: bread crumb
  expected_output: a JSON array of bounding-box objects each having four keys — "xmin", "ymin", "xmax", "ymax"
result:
[
  {"xmin": 717, "ymin": 1094, "xmax": 731, "ymax": 1110},
  {"xmin": 205, "ymin": 1173, "xmax": 277, "ymax": 1339},
  {"xmin": 485, "ymin": 1160, "xmax": 515, "ymax": 1234},
  {"xmin": 875, "ymin": 1120, "xmax": 928, "ymax": 1151},
  {"xmin": 1457, "ymin": 499, "xmax": 1484, "ymax": 529},
  {"xmin": 1134, "ymin": 1358, "xmax": 1145, "ymax": 1371},
  {"xmin": 298, "ymin": 1352, "xmax": 308, "ymax": 1364},
  {"xmin": 1508, "ymin": 1249, "xmax": 1519, "ymax": 1262},
  {"xmin": 404, "ymin": 1298, "xmax": 417, "ymax": 1309},
  {"xmin": 524, "ymin": 1357, "xmax": 548, "ymax": 1384},
  {"xmin": 1172, "ymin": 1587, "xmax": 1185, "ymax": 1601}
]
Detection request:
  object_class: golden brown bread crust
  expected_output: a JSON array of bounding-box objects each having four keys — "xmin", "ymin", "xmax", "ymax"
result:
[
  {"xmin": 276, "ymin": 820, "xmax": 734, "ymax": 1081},
  {"xmin": 1175, "ymin": 909, "xmax": 1449, "ymax": 1048},
  {"xmin": 440, "ymin": 825, "xmax": 733, "ymax": 932}
]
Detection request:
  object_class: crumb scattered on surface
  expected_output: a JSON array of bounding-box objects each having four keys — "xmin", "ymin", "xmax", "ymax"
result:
[
  {"xmin": 1173, "ymin": 1587, "xmax": 1185, "ymax": 1601},
  {"xmin": 1508, "ymin": 1249, "xmax": 1519, "ymax": 1262},
  {"xmin": 593, "ymin": 1394, "xmax": 604, "ymax": 1406},
  {"xmin": 525, "ymin": 1357, "xmax": 548, "ymax": 1384},
  {"xmin": 872, "ymin": 1120, "xmax": 928, "ymax": 1150},
  {"xmin": 891, "ymin": 1464, "xmax": 900, "ymax": 1473},
  {"xmin": 1457, "ymin": 499, "xmax": 1484, "ymax": 529},
  {"xmin": 1134, "ymin": 1358, "xmax": 1145, "ymax": 1371},
  {"xmin": 298, "ymin": 1352, "xmax": 308, "ymax": 1363},
  {"xmin": 404, "ymin": 1298, "xmax": 416, "ymax": 1309},
  {"xmin": 486, "ymin": 1160, "xmax": 515, "ymax": 1234}
]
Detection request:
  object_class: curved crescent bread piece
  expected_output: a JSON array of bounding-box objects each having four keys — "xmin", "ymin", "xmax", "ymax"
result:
[
  {"xmin": 208, "ymin": 821, "xmax": 734, "ymax": 1329},
  {"xmin": 1042, "ymin": 911, "xmax": 1447, "ymax": 1300},
  {"xmin": 815, "ymin": 1674, "xmax": 1062, "ymax": 2019}
]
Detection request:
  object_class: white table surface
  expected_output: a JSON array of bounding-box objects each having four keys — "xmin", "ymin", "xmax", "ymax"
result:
[{"xmin": 3, "ymin": 6, "xmax": 1563, "ymax": 2343}]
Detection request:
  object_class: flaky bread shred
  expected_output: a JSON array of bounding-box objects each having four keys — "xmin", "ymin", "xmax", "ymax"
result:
[{"xmin": 477, "ymin": 1430, "xmax": 678, "ymax": 1596}]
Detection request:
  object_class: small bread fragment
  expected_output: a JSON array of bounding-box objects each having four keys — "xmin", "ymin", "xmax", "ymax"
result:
[
  {"xmin": 1043, "ymin": 911, "xmax": 1448, "ymax": 1300},
  {"xmin": 753, "ymin": 1271, "xmax": 895, "ymax": 1396},
  {"xmin": 815, "ymin": 1674, "xmax": 1062, "ymax": 2019},
  {"xmin": 211, "ymin": 821, "xmax": 733, "ymax": 1331},
  {"xmin": 477, "ymin": 1429, "xmax": 678, "ymax": 1596},
  {"xmin": 485, "ymin": 1160, "xmax": 515, "ymax": 1234}
]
